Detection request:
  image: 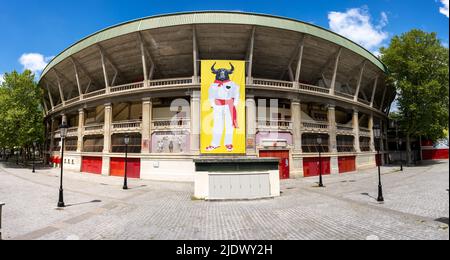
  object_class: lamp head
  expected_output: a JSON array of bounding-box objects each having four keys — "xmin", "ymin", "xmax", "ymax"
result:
[{"xmin": 59, "ymin": 123, "xmax": 69, "ymax": 138}]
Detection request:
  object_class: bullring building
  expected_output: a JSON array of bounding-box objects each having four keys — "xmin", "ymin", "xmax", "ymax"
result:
[{"xmin": 39, "ymin": 12, "xmax": 395, "ymax": 182}]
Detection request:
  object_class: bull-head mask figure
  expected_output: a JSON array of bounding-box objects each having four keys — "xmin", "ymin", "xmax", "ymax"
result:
[{"xmin": 211, "ymin": 63, "xmax": 235, "ymax": 82}]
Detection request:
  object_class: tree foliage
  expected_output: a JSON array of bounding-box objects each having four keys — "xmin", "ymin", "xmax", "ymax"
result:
[
  {"xmin": 381, "ymin": 29, "xmax": 449, "ymax": 142},
  {"xmin": 0, "ymin": 70, "xmax": 44, "ymax": 150}
]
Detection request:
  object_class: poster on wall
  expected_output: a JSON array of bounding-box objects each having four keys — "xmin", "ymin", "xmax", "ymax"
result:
[{"xmin": 201, "ymin": 60, "xmax": 246, "ymax": 154}]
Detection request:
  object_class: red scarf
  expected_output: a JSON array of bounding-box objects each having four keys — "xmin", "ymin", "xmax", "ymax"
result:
[
  {"xmin": 214, "ymin": 80, "xmax": 231, "ymax": 87},
  {"xmin": 215, "ymin": 99, "xmax": 239, "ymax": 129}
]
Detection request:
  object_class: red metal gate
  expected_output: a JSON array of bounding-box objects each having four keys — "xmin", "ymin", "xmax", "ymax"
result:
[
  {"xmin": 81, "ymin": 156, "xmax": 102, "ymax": 175},
  {"xmin": 303, "ymin": 157, "xmax": 331, "ymax": 177},
  {"xmin": 110, "ymin": 158, "xmax": 141, "ymax": 179},
  {"xmin": 259, "ymin": 150, "xmax": 290, "ymax": 179},
  {"xmin": 338, "ymin": 156, "xmax": 356, "ymax": 174}
]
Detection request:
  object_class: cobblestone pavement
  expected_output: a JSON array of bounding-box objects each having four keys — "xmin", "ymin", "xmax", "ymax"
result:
[{"xmin": 0, "ymin": 160, "xmax": 448, "ymax": 240}]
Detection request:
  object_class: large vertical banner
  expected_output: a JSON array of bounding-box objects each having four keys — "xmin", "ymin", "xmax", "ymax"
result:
[{"xmin": 201, "ymin": 60, "xmax": 246, "ymax": 154}]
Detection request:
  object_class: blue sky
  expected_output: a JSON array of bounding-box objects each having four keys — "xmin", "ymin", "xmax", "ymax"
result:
[{"xmin": 0, "ymin": 0, "xmax": 448, "ymax": 82}]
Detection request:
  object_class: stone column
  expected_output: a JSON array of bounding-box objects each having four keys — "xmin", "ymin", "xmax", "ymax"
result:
[
  {"xmin": 353, "ymin": 110, "xmax": 361, "ymax": 153},
  {"xmin": 291, "ymin": 99, "xmax": 304, "ymax": 178},
  {"xmin": 49, "ymin": 118, "xmax": 55, "ymax": 165},
  {"xmin": 328, "ymin": 105, "xmax": 339, "ymax": 175},
  {"xmin": 102, "ymin": 103, "xmax": 112, "ymax": 176},
  {"xmin": 141, "ymin": 98, "xmax": 152, "ymax": 154},
  {"xmin": 368, "ymin": 114, "xmax": 375, "ymax": 152},
  {"xmin": 190, "ymin": 91, "xmax": 201, "ymax": 154},
  {"xmin": 246, "ymin": 95, "xmax": 257, "ymax": 156},
  {"xmin": 77, "ymin": 109, "xmax": 85, "ymax": 153},
  {"xmin": 328, "ymin": 105, "xmax": 337, "ymax": 153}
]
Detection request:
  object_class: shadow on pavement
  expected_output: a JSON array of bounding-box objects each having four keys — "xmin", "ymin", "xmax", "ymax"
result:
[{"xmin": 65, "ymin": 200, "xmax": 102, "ymax": 208}]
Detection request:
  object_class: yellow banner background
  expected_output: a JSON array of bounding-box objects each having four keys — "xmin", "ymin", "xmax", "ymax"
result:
[{"xmin": 200, "ymin": 60, "xmax": 246, "ymax": 154}]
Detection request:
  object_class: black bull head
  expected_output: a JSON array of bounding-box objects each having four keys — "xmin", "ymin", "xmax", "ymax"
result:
[{"xmin": 211, "ymin": 63, "xmax": 235, "ymax": 81}]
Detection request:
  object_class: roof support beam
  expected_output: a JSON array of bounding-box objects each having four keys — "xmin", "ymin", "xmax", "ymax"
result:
[
  {"xmin": 69, "ymin": 57, "xmax": 99, "ymax": 93},
  {"xmin": 280, "ymin": 35, "xmax": 304, "ymax": 81},
  {"xmin": 288, "ymin": 68, "xmax": 294, "ymax": 82},
  {"xmin": 99, "ymin": 46, "xmax": 110, "ymax": 93},
  {"xmin": 138, "ymin": 32, "xmax": 156, "ymax": 80},
  {"xmin": 380, "ymin": 86, "xmax": 388, "ymax": 111},
  {"xmin": 42, "ymin": 98, "xmax": 49, "ymax": 114},
  {"xmin": 246, "ymin": 26, "xmax": 256, "ymax": 84},
  {"xmin": 354, "ymin": 61, "xmax": 367, "ymax": 102},
  {"xmin": 370, "ymin": 76, "xmax": 379, "ymax": 107},
  {"xmin": 137, "ymin": 33, "xmax": 148, "ymax": 87},
  {"xmin": 294, "ymin": 35, "xmax": 305, "ymax": 83},
  {"xmin": 46, "ymin": 83, "xmax": 55, "ymax": 109},
  {"xmin": 70, "ymin": 59, "xmax": 83, "ymax": 98},
  {"xmin": 329, "ymin": 47, "xmax": 342, "ymax": 95},
  {"xmin": 193, "ymin": 26, "xmax": 199, "ymax": 84},
  {"xmin": 97, "ymin": 45, "xmax": 123, "ymax": 87},
  {"xmin": 54, "ymin": 71, "xmax": 65, "ymax": 105}
]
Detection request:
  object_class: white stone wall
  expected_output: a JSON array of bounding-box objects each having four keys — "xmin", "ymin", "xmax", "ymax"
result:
[
  {"xmin": 140, "ymin": 158, "xmax": 195, "ymax": 182},
  {"xmin": 62, "ymin": 155, "xmax": 81, "ymax": 172}
]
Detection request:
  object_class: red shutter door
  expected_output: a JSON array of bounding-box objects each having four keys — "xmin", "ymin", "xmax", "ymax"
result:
[
  {"xmin": 303, "ymin": 157, "xmax": 331, "ymax": 177},
  {"xmin": 110, "ymin": 158, "xmax": 141, "ymax": 179},
  {"xmin": 259, "ymin": 150, "xmax": 290, "ymax": 180},
  {"xmin": 338, "ymin": 156, "xmax": 356, "ymax": 174},
  {"xmin": 81, "ymin": 156, "xmax": 102, "ymax": 175}
]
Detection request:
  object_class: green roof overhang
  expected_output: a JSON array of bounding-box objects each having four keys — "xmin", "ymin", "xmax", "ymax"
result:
[{"xmin": 39, "ymin": 11, "xmax": 388, "ymax": 82}]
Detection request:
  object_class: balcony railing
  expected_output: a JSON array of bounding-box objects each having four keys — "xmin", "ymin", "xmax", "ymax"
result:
[
  {"xmin": 257, "ymin": 119, "xmax": 293, "ymax": 131},
  {"xmin": 358, "ymin": 98, "xmax": 371, "ymax": 106},
  {"xmin": 302, "ymin": 120, "xmax": 329, "ymax": 133},
  {"xmin": 84, "ymin": 89, "xmax": 106, "ymax": 99},
  {"xmin": 252, "ymin": 78, "xmax": 294, "ymax": 89},
  {"xmin": 335, "ymin": 91, "xmax": 355, "ymax": 100},
  {"xmin": 152, "ymin": 118, "xmax": 190, "ymax": 131},
  {"xmin": 336, "ymin": 124, "xmax": 354, "ymax": 135},
  {"xmin": 66, "ymin": 127, "xmax": 78, "ymax": 137},
  {"xmin": 110, "ymin": 82, "xmax": 144, "ymax": 93},
  {"xmin": 84, "ymin": 124, "xmax": 104, "ymax": 135},
  {"xmin": 149, "ymin": 77, "xmax": 193, "ymax": 88},
  {"xmin": 65, "ymin": 97, "xmax": 80, "ymax": 105},
  {"xmin": 359, "ymin": 127, "xmax": 371, "ymax": 137},
  {"xmin": 299, "ymin": 83, "xmax": 330, "ymax": 94},
  {"xmin": 112, "ymin": 120, "xmax": 142, "ymax": 133}
]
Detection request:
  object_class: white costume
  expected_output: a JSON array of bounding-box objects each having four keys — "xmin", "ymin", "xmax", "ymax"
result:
[{"xmin": 208, "ymin": 80, "xmax": 240, "ymax": 150}]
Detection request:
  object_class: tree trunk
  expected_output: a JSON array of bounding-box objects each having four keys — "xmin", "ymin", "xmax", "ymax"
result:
[{"xmin": 406, "ymin": 134, "xmax": 413, "ymax": 165}]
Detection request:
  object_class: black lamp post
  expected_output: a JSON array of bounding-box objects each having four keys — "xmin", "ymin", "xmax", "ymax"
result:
[
  {"xmin": 395, "ymin": 120, "xmax": 403, "ymax": 172},
  {"xmin": 58, "ymin": 123, "xmax": 68, "ymax": 208},
  {"xmin": 317, "ymin": 136, "xmax": 324, "ymax": 188},
  {"xmin": 373, "ymin": 125, "xmax": 384, "ymax": 202},
  {"xmin": 123, "ymin": 135, "xmax": 130, "ymax": 190},
  {"xmin": 399, "ymin": 139, "xmax": 403, "ymax": 171},
  {"xmin": 32, "ymin": 141, "xmax": 37, "ymax": 173}
]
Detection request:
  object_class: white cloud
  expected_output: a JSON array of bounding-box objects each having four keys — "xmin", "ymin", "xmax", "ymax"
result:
[
  {"xmin": 439, "ymin": 0, "xmax": 449, "ymax": 18},
  {"xmin": 19, "ymin": 53, "xmax": 54, "ymax": 74},
  {"xmin": 328, "ymin": 7, "xmax": 389, "ymax": 52},
  {"xmin": 0, "ymin": 74, "xmax": 4, "ymax": 84}
]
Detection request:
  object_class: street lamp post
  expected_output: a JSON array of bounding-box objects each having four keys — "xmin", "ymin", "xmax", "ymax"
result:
[
  {"xmin": 58, "ymin": 123, "xmax": 68, "ymax": 208},
  {"xmin": 317, "ymin": 136, "xmax": 324, "ymax": 188},
  {"xmin": 32, "ymin": 141, "xmax": 37, "ymax": 173},
  {"xmin": 123, "ymin": 135, "xmax": 130, "ymax": 190},
  {"xmin": 399, "ymin": 139, "xmax": 403, "ymax": 171},
  {"xmin": 373, "ymin": 125, "xmax": 384, "ymax": 202},
  {"xmin": 395, "ymin": 120, "xmax": 403, "ymax": 172}
]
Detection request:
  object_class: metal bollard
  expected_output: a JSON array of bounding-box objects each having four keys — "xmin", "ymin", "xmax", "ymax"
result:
[{"xmin": 0, "ymin": 202, "xmax": 4, "ymax": 240}]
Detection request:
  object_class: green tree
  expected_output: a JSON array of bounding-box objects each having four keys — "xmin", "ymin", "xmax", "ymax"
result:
[
  {"xmin": 381, "ymin": 29, "xmax": 449, "ymax": 163},
  {"xmin": 0, "ymin": 70, "xmax": 44, "ymax": 162}
]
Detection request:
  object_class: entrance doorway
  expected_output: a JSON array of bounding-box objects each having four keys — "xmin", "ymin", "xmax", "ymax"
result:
[{"xmin": 259, "ymin": 150, "xmax": 290, "ymax": 179}]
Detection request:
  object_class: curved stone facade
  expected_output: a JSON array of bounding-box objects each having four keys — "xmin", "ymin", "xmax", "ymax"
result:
[{"xmin": 39, "ymin": 12, "xmax": 394, "ymax": 181}]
